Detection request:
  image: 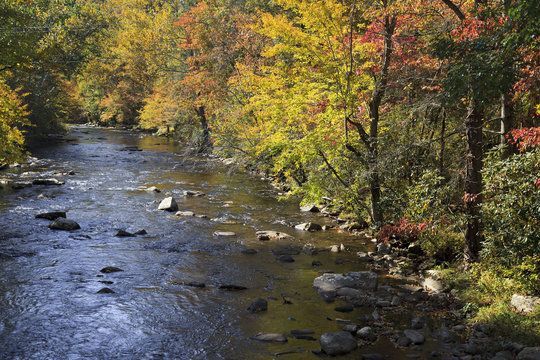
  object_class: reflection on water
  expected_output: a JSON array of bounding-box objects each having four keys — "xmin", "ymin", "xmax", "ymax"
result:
[{"xmin": 0, "ymin": 127, "xmax": 433, "ymax": 359}]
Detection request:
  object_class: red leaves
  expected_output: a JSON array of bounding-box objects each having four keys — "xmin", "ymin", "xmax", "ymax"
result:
[
  {"xmin": 378, "ymin": 218, "xmax": 427, "ymax": 244},
  {"xmin": 450, "ymin": 16, "xmax": 507, "ymax": 43},
  {"xmin": 507, "ymin": 127, "xmax": 540, "ymax": 152}
]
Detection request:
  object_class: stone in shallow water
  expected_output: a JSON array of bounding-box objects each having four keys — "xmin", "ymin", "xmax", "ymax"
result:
[
  {"xmin": 313, "ymin": 272, "xmax": 378, "ymax": 295},
  {"xmin": 247, "ymin": 298, "xmax": 268, "ymax": 313},
  {"xmin": 97, "ymin": 287, "xmax": 115, "ymax": 294},
  {"xmin": 184, "ymin": 190, "xmax": 205, "ymax": 197},
  {"xmin": 213, "ymin": 231, "xmax": 236, "ymax": 237},
  {"xmin": 32, "ymin": 178, "xmax": 64, "ymax": 186},
  {"xmin": 356, "ymin": 326, "xmax": 377, "ymax": 342},
  {"xmin": 157, "ymin": 197, "xmax": 178, "ymax": 211},
  {"xmin": 219, "ymin": 284, "xmax": 247, "ymax": 291},
  {"xmin": 134, "ymin": 229, "xmax": 147, "ymax": 235},
  {"xmin": 277, "ymin": 255, "xmax": 295, "ymax": 263},
  {"xmin": 176, "ymin": 211, "xmax": 195, "ymax": 217},
  {"xmin": 241, "ymin": 248, "xmax": 258, "ymax": 255},
  {"xmin": 36, "ymin": 211, "xmax": 66, "ymax": 221},
  {"xmin": 319, "ymin": 331, "xmax": 357, "ymax": 356},
  {"xmin": 49, "ymin": 218, "xmax": 80, "ymax": 231},
  {"xmin": 256, "ymin": 230, "xmax": 294, "ymax": 241},
  {"xmin": 115, "ymin": 229, "xmax": 135, "ymax": 237},
  {"xmin": 145, "ymin": 186, "xmax": 161, "ymax": 193},
  {"xmin": 300, "ymin": 204, "xmax": 319, "ymax": 212},
  {"xmin": 100, "ymin": 266, "xmax": 124, "ymax": 273},
  {"xmin": 334, "ymin": 304, "xmax": 354, "ymax": 313},
  {"xmin": 251, "ymin": 333, "xmax": 287, "ymax": 343},
  {"xmin": 294, "ymin": 222, "xmax": 322, "ymax": 231}
]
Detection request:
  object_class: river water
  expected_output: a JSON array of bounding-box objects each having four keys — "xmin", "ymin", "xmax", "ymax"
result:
[{"xmin": 0, "ymin": 127, "xmax": 444, "ymax": 359}]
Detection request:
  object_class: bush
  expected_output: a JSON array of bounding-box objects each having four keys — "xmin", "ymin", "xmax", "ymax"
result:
[{"xmin": 0, "ymin": 78, "xmax": 29, "ymax": 164}]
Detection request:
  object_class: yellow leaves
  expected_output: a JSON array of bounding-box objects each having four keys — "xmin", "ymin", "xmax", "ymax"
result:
[{"xmin": 0, "ymin": 77, "xmax": 29, "ymax": 163}]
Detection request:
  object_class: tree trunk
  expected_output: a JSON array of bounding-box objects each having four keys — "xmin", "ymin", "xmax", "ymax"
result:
[
  {"xmin": 464, "ymin": 96, "xmax": 484, "ymax": 262},
  {"xmin": 439, "ymin": 108, "xmax": 446, "ymax": 177},
  {"xmin": 196, "ymin": 106, "xmax": 211, "ymax": 153},
  {"xmin": 500, "ymin": 92, "xmax": 514, "ymax": 149}
]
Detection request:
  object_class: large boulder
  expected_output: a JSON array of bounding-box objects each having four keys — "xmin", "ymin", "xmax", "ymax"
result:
[
  {"xmin": 511, "ymin": 294, "xmax": 540, "ymax": 314},
  {"xmin": 158, "ymin": 197, "xmax": 178, "ymax": 212},
  {"xmin": 49, "ymin": 218, "xmax": 80, "ymax": 231},
  {"xmin": 320, "ymin": 331, "xmax": 357, "ymax": 356},
  {"xmin": 517, "ymin": 347, "xmax": 540, "ymax": 360},
  {"xmin": 314, "ymin": 272, "xmax": 378, "ymax": 294},
  {"xmin": 256, "ymin": 230, "xmax": 294, "ymax": 241}
]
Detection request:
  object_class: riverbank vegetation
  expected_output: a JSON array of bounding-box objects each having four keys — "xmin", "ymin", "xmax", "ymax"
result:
[{"xmin": 1, "ymin": 0, "xmax": 539, "ymax": 342}]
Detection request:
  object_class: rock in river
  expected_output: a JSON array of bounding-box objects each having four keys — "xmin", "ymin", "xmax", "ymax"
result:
[
  {"xmin": 256, "ymin": 230, "xmax": 294, "ymax": 241},
  {"xmin": 100, "ymin": 266, "xmax": 124, "ymax": 273},
  {"xmin": 294, "ymin": 222, "xmax": 322, "ymax": 231},
  {"xmin": 300, "ymin": 204, "xmax": 319, "ymax": 212},
  {"xmin": 49, "ymin": 218, "xmax": 80, "ymax": 231},
  {"xmin": 97, "ymin": 287, "xmax": 115, "ymax": 294},
  {"xmin": 115, "ymin": 229, "xmax": 135, "ymax": 237},
  {"xmin": 277, "ymin": 255, "xmax": 295, "ymax": 263},
  {"xmin": 219, "ymin": 284, "xmax": 247, "ymax": 291},
  {"xmin": 176, "ymin": 211, "xmax": 195, "ymax": 217},
  {"xmin": 213, "ymin": 231, "xmax": 236, "ymax": 237},
  {"xmin": 184, "ymin": 190, "xmax": 205, "ymax": 197},
  {"xmin": 320, "ymin": 331, "xmax": 357, "ymax": 356},
  {"xmin": 313, "ymin": 272, "xmax": 378, "ymax": 294},
  {"xmin": 251, "ymin": 333, "xmax": 287, "ymax": 343},
  {"xmin": 36, "ymin": 211, "xmax": 66, "ymax": 221},
  {"xmin": 32, "ymin": 178, "xmax": 65, "ymax": 186},
  {"xmin": 158, "ymin": 197, "xmax": 178, "ymax": 212},
  {"xmin": 247, "ymin": 298, "xmax": 268, "ymax": 313}
]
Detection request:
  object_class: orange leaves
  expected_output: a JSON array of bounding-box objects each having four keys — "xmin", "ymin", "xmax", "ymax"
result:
[
  {"xmin": 507, "ymin": 127, "xmax": 540, "ymax": 152},
  {"xmin": 450, "ymin": 16, "xmax": 507, "ymax": 42}
]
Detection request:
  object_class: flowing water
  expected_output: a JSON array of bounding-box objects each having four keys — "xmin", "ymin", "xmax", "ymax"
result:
[{"xmin": 0, "ymin": 127, "xmax": 444, "ymax": 359}]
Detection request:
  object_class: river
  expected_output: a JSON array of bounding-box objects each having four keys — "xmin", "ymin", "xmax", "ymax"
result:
[{"xmin": 0, "ymin": 127, "xmax": 446, "ymax": 359}]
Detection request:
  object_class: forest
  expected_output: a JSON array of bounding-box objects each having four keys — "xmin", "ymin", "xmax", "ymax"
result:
[{"xmin": 1, "ymin": 0, "xmax": 539, "ymax": 355}]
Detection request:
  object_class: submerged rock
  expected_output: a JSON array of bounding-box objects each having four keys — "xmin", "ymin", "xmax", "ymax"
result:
[
  {"xmin": 334, "ymin": 304, "xmax": 354, "ymax": 313},
  {"xmin": 158, "ymin": 197, "xmax": 178, "ymax": 211},
  {"xmin": 100, "ymin": 266, "xmax": 124, "ymax": 273},
  {"xmin": 219, "ymin": 284, "xmax": 247, "ymax": 291},
  {"xmin": 256, "ymin": 230, "xmax": 294, "ymax": 241},
  {"xmin": 247, "ymin": 298, "xmax": 268, "ymax": 313},
  {"xmin": 313, "ymin": 272, "xmax": 378, "ymax": 294},
  {"xmin": 277, "ymin": 255, "xmax": 295, "ymax": 263},
  {"xmin": 36, "ymin": 211, "xmax": 66, "ymax": 221},
  {"xmin": 49, "ymin": 218, "xmax": 80, "ymax": 231},
  {"xmin": 320, "ymin": 331, "xmax": 357, "ymax": 356},
  {"xmin": 241, "ymin": 248, "xmax": 258, "ymax": 255},
  {"xmin": 294, "ymin": 222, "xmax": 322, "ymax": 231},
  {"xmin": 251, "ymin": 333, "xmax": 287, "ymax": 343},
  {"xmin": 32, "ymin": 178, "xmax": 64, "ymax": 186},
  {"xmin": 134, "ymin": 229, "xmax": 147, "ymax": 235}
]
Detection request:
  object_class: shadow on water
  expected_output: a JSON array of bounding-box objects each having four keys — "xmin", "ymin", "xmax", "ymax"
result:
[{"xmin": 0, "ymin": 126, "xmax": 443, "ymax": 359}]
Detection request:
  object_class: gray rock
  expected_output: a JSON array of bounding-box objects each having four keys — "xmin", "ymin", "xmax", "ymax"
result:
[
  {"xmin": 184, "ymin": 190, "xmax": 205, "ymax": 197},
  {"xmin": 491, "ymin": 350, "xmax": 514, "ymax": 360},
  {"xmin": 302, "ymin": 243, "xmax": 318, "ymax": 255},
  {"xmin": 295, "ymin": 222, "xmax": 322, "ymax": 231},
  {"xmin": 517, "ymin": 347, "xmax": 540, "ymax": 360},
  {"xmin": 134, "ymin": 229, "xmax": 147, "ymax": 235},
  {"xmin": 411, "ymin": 317, "xmax": 425, "ymax": 329},
  {"xmin": 251, "ymin": 333, "xmax": 287, "ymax": 343},
  {"xmin": 422, "ymin": 277, "xmax": 444, "ymax": 293},
  {"xmin": 100, "ymin": 266, "xmax": 124, "ymax": 273},
  {"xmin": 213, "ymin": 231, "xmax": 236, "ymax": 237},
  {"xmin": 158, "ymin": 197, "xmax": 178, "ymax": 211},
  {"xmin": 176, "ymin": 211, "xmax": 195, "ymax": 216},
  {"xmin": 396, "ymin": 336, "xmax": 412, "ymax": 347},
  {"xmin": 335, "ymin": 304, "xmax": 354, "ymax": 313},
  {"xmin": 320, "ymin": 331, "xmax": 358, "ymax": 356},
  {"xmin": 403, "ymin": 329, "xmax": 425, "ymax": 345},
  {"xmin": 357, "ymin": 326, "xmax": 377, "ymax": 342},
  {"xmin": 97, "ymin": 287, "xmax": 115, "ymax": 294},
  {"xmin": 256, "ymin": 230, "xmax": 294, "ymax": 241},
  {"xmin": 313, "ymin": 272, "xmax": 378, "ymax": 295},
  {"xmin": 115, "ymin": 229, "xmax": 135, "ymax": 237},
  {"xmin": 342, "ymin": 324, "xmax": 358, "ymax": 333},
  {"xmin": 277, "ymin": 255, "xmax": 295, "ymax": 263},
  {"xmin": 32, "ymin": 178, "xmax": 64, "ymax": 185},
  {"xmin": 49, "ymin": 218, "xmax": 80, "ymax": 231},
  {"xmin": 247, "ymin": 298, "xmax": 268, "ymax": 313},
  {"xmin": 511, "ymin": 294, "xmax": 540, "ymax": 314},
  {"xmin": 145, "ymin": 186, "xmax": 161, "ymax": 193},
  {"xmin": 36, "ymin": 211, "xmax": 66, "ymax": 221},
  {"xmin": 300, "ymin": 204, "xmax": 319, "ymax": 212}
]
